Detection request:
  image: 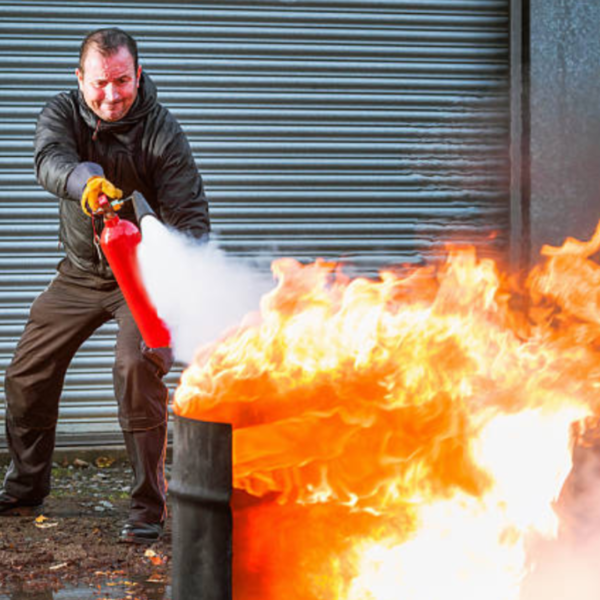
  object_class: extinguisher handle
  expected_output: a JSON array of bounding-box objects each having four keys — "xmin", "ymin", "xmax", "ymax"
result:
[
  {"xmin": 97, "ymin": 193, "xmax": 118, "ymax": 219},
  {"xmin": 97, "ymin": 193, "xmax": 109, "ymax": 209}
]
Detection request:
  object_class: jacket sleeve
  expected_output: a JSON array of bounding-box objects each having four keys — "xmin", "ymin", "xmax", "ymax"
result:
[
  {"xmin": 152, "ymin": 114, "xmax": 211, "ymax": 240},
  {"xmin": 34, "ymin": 93, "xmax": 104, "ymax": 201}
]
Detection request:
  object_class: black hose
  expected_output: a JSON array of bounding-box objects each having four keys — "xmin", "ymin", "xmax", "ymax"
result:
[{"xmin": 131, "ymin": 191, "xmax": 157, "ymax": 223}]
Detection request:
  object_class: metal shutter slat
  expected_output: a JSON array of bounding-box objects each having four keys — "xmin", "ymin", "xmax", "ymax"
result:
[{"xmin": 0, "ymin": 0, "xmax": 509, "ymax": 447}]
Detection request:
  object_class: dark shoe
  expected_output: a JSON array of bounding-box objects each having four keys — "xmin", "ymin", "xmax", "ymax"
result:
[
  {"xmin": 0, "ymin": 491, "xmax": 44, "ymax": 517},
  {"xmin": 119, "ymin": 520, "xmax": 163, "ymax": 544}
]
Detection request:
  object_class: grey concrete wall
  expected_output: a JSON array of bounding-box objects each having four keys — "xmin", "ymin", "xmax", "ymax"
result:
[{"xmin": 529, "ymin": 0, "xmax": 600, "ymax": 261}]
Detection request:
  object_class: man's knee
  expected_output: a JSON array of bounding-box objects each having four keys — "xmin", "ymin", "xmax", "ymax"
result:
[
  {"xmin": 4, "ymin": 366, "xmax": 58, "ymax": 429},
  {"xmin": 114, "ymin": 347, "xmax": 169, "ymax": 431},
  {"xmin": 114, "ymin": 348, "xmax": 148, "ymax": 377}
]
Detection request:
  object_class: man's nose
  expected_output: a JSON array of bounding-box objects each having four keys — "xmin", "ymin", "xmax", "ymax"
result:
[{"xmin": 105, "ymin": 84, "xmax": 120, "ymax": 101}]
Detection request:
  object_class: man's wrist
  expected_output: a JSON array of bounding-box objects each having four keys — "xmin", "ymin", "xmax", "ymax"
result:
[{"xmin": 66, "ymin": 162, "xmax": 104, "ymax": 200}]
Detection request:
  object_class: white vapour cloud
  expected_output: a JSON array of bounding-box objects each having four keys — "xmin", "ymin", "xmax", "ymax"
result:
[
  {"xmin": 520, "ymin": 444, "xmax": 600, "ymax": 600},
  {"xmin": 137, "ymin": 217, "xmax": 274, "ymax": 364}
]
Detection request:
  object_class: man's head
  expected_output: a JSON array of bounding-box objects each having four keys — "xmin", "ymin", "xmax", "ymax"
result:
[{"xmin": 76, "ymin": 28, "xmax": 142, "ymax": 123}]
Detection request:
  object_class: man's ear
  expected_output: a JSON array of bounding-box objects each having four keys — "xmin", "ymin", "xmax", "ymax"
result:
[
  {"xmin": 75, "ymin": 68, "xmax": 84, "ymax": 90},
  {"xmin": 136, "ymin": 65, "xmax": 142, "ymax": 88}
]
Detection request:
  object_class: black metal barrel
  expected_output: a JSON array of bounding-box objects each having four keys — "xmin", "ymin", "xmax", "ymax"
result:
[{"xmin": 170, "ymin": 414, "xmax": 233, "ymax": 600}]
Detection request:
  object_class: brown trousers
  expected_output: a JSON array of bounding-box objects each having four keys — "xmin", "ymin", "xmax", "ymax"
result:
[{"xmin": 3, "ymin": 263, "xmax": 169, "ymax": 524}]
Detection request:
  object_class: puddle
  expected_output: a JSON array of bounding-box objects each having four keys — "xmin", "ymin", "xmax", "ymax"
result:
[{"xmin": 1, "ymin": 575, "xmax": 171, "ymax": 600}]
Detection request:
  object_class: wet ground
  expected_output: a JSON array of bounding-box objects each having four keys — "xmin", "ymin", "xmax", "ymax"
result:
[{"xmin": 0, "ymin": 454, "xmax": 172, "ymax": 600}]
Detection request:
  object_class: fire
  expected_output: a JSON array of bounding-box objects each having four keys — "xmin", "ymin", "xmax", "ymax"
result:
[{"xmin": 174, "ymin": 223, "xmax": 600, "ymax": 600}]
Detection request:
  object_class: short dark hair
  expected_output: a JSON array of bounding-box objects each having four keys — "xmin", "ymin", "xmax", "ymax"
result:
[{"xmin": 79, "ymin": 27, "xmax": 138, "ymax": 73}]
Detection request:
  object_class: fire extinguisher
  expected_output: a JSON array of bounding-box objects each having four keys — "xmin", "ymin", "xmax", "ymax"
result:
[{"xmin": 97, "ymin": 192, "xmax": 171, "ymax": 349}]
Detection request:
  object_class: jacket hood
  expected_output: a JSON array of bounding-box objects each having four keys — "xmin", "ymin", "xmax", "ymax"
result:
[{"xmin": 76, "ymin": 71, "xmax": 157, "ymax": 133}]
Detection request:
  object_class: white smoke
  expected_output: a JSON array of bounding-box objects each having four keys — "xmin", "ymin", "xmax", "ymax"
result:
[
  {"xmin": 520, "ymin": 444, "xmax": 600, "ymax": 600},
  {"xmin": 137, "ymin": 217, "xmax": 274, "ymax": 364}
]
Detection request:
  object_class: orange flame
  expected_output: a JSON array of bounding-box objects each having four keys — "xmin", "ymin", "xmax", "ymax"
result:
[{"xmin": 174, "ymin": 222, "xmax": 600, "ymax": 600}]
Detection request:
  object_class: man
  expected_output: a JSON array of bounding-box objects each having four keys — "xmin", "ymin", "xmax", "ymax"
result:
[{"xmin": 0, "ymin": 28, "xmax": 210, "ymax": 544}]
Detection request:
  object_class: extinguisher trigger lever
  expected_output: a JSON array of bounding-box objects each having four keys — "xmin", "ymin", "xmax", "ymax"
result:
[
  {"xmin": 95, "ymin": 193, "xmax": 131, "ymax": 218},
  {"xmin": 109, "ymin": 196, "xmax": 131, "ymax": 212}
]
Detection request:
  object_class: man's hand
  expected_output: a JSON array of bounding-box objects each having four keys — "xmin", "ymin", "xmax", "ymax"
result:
[
  {"xmin": 81, "ymin": 176, "xmax": 123, "ymax": 216},
  {"xmin": 141, "ymin": 342, "xmax": 174, "ymax": 378}
]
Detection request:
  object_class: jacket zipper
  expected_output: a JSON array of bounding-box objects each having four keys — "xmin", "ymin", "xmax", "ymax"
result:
[
  {"xmin": 92, "ymin": 119, "xmax": 101, "ymax": 141},
  {"xmin": 91, "ymin": 119, "xmax": 104, "ymax": 267}
]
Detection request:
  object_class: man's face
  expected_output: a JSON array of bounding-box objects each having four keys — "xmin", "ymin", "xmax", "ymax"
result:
[{"xmin": 76, "ymin": 45, "xmax": 141, "ymax": 122}]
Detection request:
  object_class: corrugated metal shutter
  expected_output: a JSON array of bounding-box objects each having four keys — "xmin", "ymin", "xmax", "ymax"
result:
[{"xmin": 0, "ymin": 1, "xmax": 510, "ymax": 447}]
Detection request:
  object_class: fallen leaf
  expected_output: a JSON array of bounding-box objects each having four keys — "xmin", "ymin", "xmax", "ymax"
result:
[
  {"xmin": 147, "ymin": 573, "xmax": 166, "ymax": 583},
  {"xmin": 34, "ymin": 515, "xmax": 48, "ymax": 523},
  {"xmin": 95, "ymin": 456, "xmax": 116, "ymax": 468},
  {"xmin": 49, "ymin": 562, "xmax": 68, "ymax": 571},
  {"xmin": 35, "ymin": 521, "xmax": 59, "ymax": 529},
  {"xmin": 144, "ymin": 549, "xmax": 164, "ymax": 566},
  {"xmin": 72, "ymin": 458, "xmax": 89, "ymax": 468}
]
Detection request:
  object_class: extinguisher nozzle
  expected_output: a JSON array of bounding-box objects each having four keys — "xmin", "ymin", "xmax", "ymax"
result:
[{"xmin": 131, "ymin": 191, "xmax": 158, "ymax": 224}]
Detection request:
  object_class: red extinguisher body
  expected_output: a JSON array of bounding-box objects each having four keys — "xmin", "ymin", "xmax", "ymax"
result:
[{"xmin": 100, "ymin": 213, "xmax": 171, "ymax": 348}]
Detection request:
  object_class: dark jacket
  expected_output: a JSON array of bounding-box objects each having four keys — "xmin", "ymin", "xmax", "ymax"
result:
[{"xmin": 34, "ymin": 72, "xmax": 210, "ymax": 280}]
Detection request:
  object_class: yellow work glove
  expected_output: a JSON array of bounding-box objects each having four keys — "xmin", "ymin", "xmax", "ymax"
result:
[{"xmin": 81, "ymin": 176, "xmax": 123, "ymax": 216}]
